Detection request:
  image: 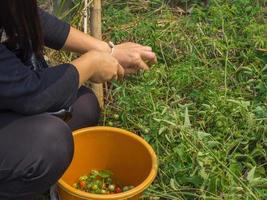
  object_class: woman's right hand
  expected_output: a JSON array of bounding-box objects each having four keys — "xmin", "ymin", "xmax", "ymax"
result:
[
  {"xmin": 88, "ymin": 51, "xmax": 124, "ymax": 83},
  {"xmin": 71, "ymin": 51, "xmax": 125, "ymax": 86}
]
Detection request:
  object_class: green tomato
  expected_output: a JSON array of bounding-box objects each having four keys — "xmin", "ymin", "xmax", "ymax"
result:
[
  {"xmin": 91, "ymin": 170, "xmax": 99, "ymax": 175},
  {"xmin": 79, "ymin": 175, "xmax": 88, "ymax": 181},
  {"xmin": 106, "ymin": 177, "xmax": 113, "ymax": 184},
  {"xmin": 95, "ymin": 189, "xmax": 102, "ymax": 194},
  {"xmin": 95, "ymin": 180, "xmax": 102, "ymax": 186},
  {"xmin": 113, "ymin": 114, "xmax": 119, "ymax": 119},
  {"xmin": 123, "ymin": 186, "xmax": 129, "ymax": 192},
  {"xmin": 101, "ymin": 189, "xmax": 108, "ymax": 194},
  {"xmin": 91, "ymin": 184, "xmax": 98, "ymax": 191},
  {"xmin": 108, "ymin": 121, "xmax": 114, "ymax": 126},
  {"xmin": 108, "ymin": 184, "xmax": 115, "ymax": 192},
  {"xmin": 128, "ymin": 186, "xmax": 134, "ymax": 190},
  {"xmin": 144, "ymin": 128, "xmax": 150, "ymax": 134}
]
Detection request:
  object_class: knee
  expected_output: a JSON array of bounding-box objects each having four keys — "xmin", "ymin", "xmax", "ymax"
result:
[
  {"xmin": 22, "ymin": 114, "xmax": 74, "ymax": 184},
  {"xmin": 38, "ymin": 114, "xmax": 74, "ymax": 163},
  {"xmin": 81, "ymin": 92, "xmax": 101, "ymax": 126},
  {"xmin": 72, "ymin": 90, "xmax": 101, "ymax": 127}
]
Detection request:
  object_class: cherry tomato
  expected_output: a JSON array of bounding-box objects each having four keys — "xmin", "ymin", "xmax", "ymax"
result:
[
  {"xmin": 79, "ymin": 181, "xmax": 86, "ymax": 189},
  {"xmin": 106, "ymin": 177, "xmax": 113, "ymax": 184},
  {"xmin": 108, "ymin": 184, "xmax": 115, "ymax": 192},
  {"xmin": 114, "ymin": 114, "xmax": 119, "ymax": 119},
  {"xmin": 75, "ymin": 170, "xmax": 133, "ymax": 195},
  {"xmin": 144, "ymin": 128, "xmax": 150, "ymax": 134},
  {"xmin": 128, "ymin": 186, "xmax": 135, "ymax": 190},
  {"xmin": 95, "ymin": 179, "xmax": 101, "ymax": 184},
  {"xmin": 123, "ymin": 186, "xmax": 129, "ymax": 192},
  {"xmin": 79, "ymin": 175, "xmax": 87, "ymax": 181},
  {"xmin": 91, "ymin": 184, "xmax": 98, "ymax": 191},
  {"xmin": 115, "ymin": 186, "xmax": 122, "ymax": 193},
  {"xmin": 101, "ymin": 189, "xmax": 108, "ymax": 194}
]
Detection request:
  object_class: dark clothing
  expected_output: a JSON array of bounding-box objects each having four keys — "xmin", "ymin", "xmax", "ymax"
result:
[
  {"xmin": 39, "ymin": 9, "xmax": 71, "ymax": 50},
  {"xmin": 0, "ymin": 9, "xmax": 101, "ymax": 200},
  {"xmin": 0, "ymin": 87, "xmax": 101, "ymax": 200},
  {"xmin": 0, "ymin": 9, "xmax": 78, "ymax": 115}
]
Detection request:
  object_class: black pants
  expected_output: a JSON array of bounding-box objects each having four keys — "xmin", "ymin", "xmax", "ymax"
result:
[{"xmin": 0, "ymin": 87, "xmax": 100, "ymax": 200}]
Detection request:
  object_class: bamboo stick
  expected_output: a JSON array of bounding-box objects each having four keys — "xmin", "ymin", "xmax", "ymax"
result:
[
  {"xmin": 83, "ymin": 0, "xmax": 89, "ymax": 34},
  {"xmin": 89, "ymin": 0, "xmax": 104, "ymax": 108}
]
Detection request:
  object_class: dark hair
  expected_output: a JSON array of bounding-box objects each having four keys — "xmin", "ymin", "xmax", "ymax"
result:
[{"xmin": 0, "ymin": 0, "xmax": 43, "ymax": 57}]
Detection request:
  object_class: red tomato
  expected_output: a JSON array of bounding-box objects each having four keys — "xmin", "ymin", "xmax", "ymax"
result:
[
  {"xmin": 79, "ymin": 181, "xmax": 86, "ymax": 189},
  {"xmin": 115, "ymin": 186, "xmax": 122, "ymax": 193}
]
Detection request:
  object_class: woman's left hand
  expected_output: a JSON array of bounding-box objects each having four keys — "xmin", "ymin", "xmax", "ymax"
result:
[{"xmin": 111, "ymin": 42, "xmax": 157, "ymax": 74}]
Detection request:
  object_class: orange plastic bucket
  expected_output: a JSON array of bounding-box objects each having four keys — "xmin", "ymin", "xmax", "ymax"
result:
[{"xmin": 58, "ymin": 126, "xmax": 158, "ymax": 200}]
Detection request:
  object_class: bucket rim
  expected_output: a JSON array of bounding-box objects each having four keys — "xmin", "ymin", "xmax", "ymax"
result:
[{"xmin": 58, "ymin": 126, "xmax": 158, "ymax": 199}]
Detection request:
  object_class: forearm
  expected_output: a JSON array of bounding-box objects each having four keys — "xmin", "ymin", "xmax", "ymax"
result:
[
  {"xmin": 64, "ymin": 27, "xmax": 111, "ymax": 54},
  {"xmin": 70, "ymin": 51, "xmax": 96, "ymax": 86}
]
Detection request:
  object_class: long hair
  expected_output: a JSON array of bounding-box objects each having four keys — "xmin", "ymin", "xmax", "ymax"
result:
[{"xmin": 0, "ymin": 0, "xmax": 43, "ymax": 58}]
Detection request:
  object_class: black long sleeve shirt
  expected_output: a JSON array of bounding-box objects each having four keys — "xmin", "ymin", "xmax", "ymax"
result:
[{"xmin": 0, "ymin": 10, "xmax": 79, "ymax": 115}]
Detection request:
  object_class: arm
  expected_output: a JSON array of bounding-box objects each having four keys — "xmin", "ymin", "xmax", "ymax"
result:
[
  {"xmin": 64, "ymin": 27, "xmax": 111, "ymax": 54},
  {"xmin": 64, "ymin": 27, "xmax": 157, "ymax": 73},
  {"xmin": 0, "ymin": 44, "xmax": 79, "ymax": 114},
  {"xmin": 0, "ymin": 44, "xmax": 123, "ymax": 115},
  {"xmin": 39, "ymin": 9, "xmax": 71, "ymax": 50},
  {"xmin": 39, "ymin": 9, "xmax": 109, "ymax": 53},
  {"xmin": 39, "ymin": 9, "xmax": 157, "ymax": 73}
]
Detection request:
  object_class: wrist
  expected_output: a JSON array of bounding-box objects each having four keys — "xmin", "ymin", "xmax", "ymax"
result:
[
  {"xmin": 108, "ymin": 41, "xmax": 116, "ymax": 56},
  {"xmin": 103, "ymin": 42, "xmax": 112, "ymax": 53}
]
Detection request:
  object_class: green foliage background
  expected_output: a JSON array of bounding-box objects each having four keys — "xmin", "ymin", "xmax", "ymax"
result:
[
  {"xmin": 39, "ymin": 0, "xmax": 267, "ymax": 199},
  {"xmin": 102, "ymin": 0, "xmax": 267, "ymax": 199}
]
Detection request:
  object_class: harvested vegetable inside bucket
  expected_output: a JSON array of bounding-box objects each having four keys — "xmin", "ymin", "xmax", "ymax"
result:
[{"xmin": 73, "ymin": 170, "xmax": 134, "ymax": 194}]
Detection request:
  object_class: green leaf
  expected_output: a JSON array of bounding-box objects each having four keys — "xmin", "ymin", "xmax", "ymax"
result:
[
  {"xmin": 250, "ymin": 178, "xmax": 267, "ymax": 187},
  {"xmin": 98, "ymin": 170, "xmax": 113, "ymax": 178},
  {"xmin": 247, "ymin": 166, "xmax": 256, "ymax": 183},
  {"xmin": 170, "ymin": 178, "xmax": 178, "ymax": 190},
  {"xmin": 184, "ymin": 107, "xmax": 191, "ymax": 127},
  {"xmin": 197, "ymin": 131, "xmax": 211, "ymax": 139},
  {"xmin": 89, "ymin": 170, "xmax": 113, "ymax": 179}
]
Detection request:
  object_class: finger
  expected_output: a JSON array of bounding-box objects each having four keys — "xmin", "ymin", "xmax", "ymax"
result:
[
  {"xmin": 137, "ymin": 58, "xmax": 149, "ymax": 70},
  {"xmin": 112, "ymin": 74, "xmax": 118, "ymax": 81},
  {"xmin": 125, "ymin": 68, "xmax": 138, "ymax": 74},
  {"xmin": 119, "ymin": 42, "xmax": 141, "ymax": 49},
  {"xmin": 142, "ymin": 46, "xmax": 153, "ymax": 51},
  {"xmin": 153, "ymin": 55, "xmax": 158, "ymax": 63},
  {"xmin": 117, "ymin": 64, "xmax": 125, "ymax": 79},
  {"xmin": 140, "ymin": 51, "xmax": 157, "ymax": 64},
  {"xmin": 132, "ymin": 45, "xmax": 152, "ymax": 52},
  {"xmin": 128, "ymin": 43, "xmax": 152, "ymax": 50},
  {"xmin": 128, "ymin": 42, "xmax": 143, "ymax": 48}
]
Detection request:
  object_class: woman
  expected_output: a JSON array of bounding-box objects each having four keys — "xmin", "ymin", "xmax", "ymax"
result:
[{"xmin": 0, "ymin": 0, "xmax": 156, "ymax": 199}]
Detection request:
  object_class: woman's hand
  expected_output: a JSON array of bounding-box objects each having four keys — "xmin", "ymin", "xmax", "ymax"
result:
[
  {"xmin": 64, "ymin": 27, "xmax": 156, "ymax": 75},
  {"xmin": 71, "ymin": 51, "xmax": 124, "ymax": 86},
  {"xmin": 111, "ymin": 42, "xmax": 157, "ymax": 74},
  {"xmin": 89, "ymin": 51, "xmax": 125, "ymax": 83}
]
